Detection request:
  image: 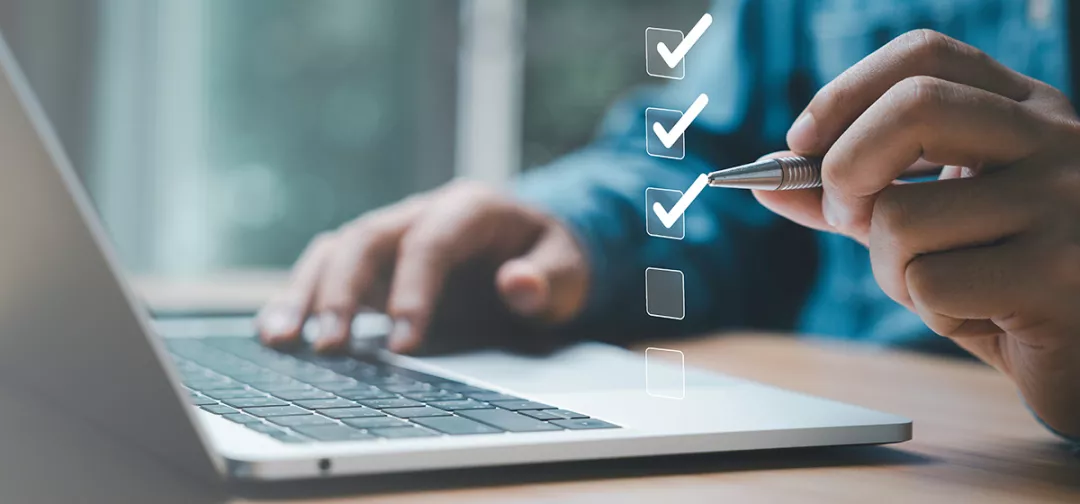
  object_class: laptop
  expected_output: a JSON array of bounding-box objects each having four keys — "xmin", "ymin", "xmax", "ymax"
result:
[{"xmin": 0, "ymin": 34, "xmax": 910, "ymax": 483}]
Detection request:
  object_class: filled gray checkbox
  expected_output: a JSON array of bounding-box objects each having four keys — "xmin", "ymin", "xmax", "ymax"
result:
[{"xmin": 645, "ymin": 267, "xmax": 685, "ymax": 320}]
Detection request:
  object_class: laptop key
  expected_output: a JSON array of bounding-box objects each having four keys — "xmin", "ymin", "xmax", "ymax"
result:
[
  {"xmin": 269, "ymin": 432, "xmax": 311, "ymax": 444},
  {"xmin": 188, "ymin": 393, "xmax": 218, "ymax": 406},
  {"xmin": 185, "ymin": 378, "xmax": 241, "ymax": 391},
  {"xmin": 550, "ymin": 419, "xmax": 619, "ymax": 430},
  {"xmin": 434, "ymin": 383, "xmax": 489, "ymax": 393},
  {"xmin": 292, "ymin": 368, "xmax": 348, "ymax": 383},
  {"xmin": 317, "ymin": 407, "xmax": 385, "ymax": 419},
  {"xmin": 335, "ymin": 388, "xmax": 397, "ymax": 401},
  {"xmin": 358, "ymin": 398, "xmax": 422, "ymax": 409},
  {"xmin": 548, "ymin": 409, "xmax": 589, "ymax": 420},
  {"xmin": 312, "ymin": 379, "xmax": 363, "ymax": 392},
  {"xmin": 457, "ymin": 409, "xmax": 563, "ymax": 432},
  {"xmin": 267, "ymin": 415, "xmax": 337, "ymax": 428},
  {"xmin": 426, "ymin": 399, "xmax": 493, "ymax": 411},
  {"xmin": 490, "ymin": 400, "xmax": 554, "ymax": 411},
  {"xmin": 246, "ymin": 423, "xmax": 287, "ymax": 435},
  {"xmin": 222, "ymin": 413, "xmax": 262, "ymax": 425},
  {"xmin": 201, "ymin": 404, "xmax": 237, "ymax": 415},
  {"xmin": 203, "ymin": 388, "xmax": 266, "ymax": 400},
  {"xmin": 269, "ymin": 389, "xmax": 337, "ymax": 401},
  {"xmin": 367, "ymin": 426, "xmax": 439, "ymax": 439},
  {"xmin": 465, "ymin": 392, "xmax": 523, "ymax": 402},
  {"xmin": 383, "ymin": 406, "xmax": 451, "ymax": 418},
  {"xmin": 519, "ymin": 410, "xmax": 563, "ymax": 421},
  {"xmin": 411, "ymin": 416, "xmax": 504, "ymax": 435},
  {"xmin": 341, "ymin": 417, "xmax": 410, "ymax": 429},
  {"xmin": 223, "ymin": 397, "xmax": 288, "ymax": 408},
  {"xmin": 402, "ymin": 391, "xmax": 464, "ymax": 402},
  {"xmin": 245, "ymin": 406, "xmax": 310, "ymax": 417},
  {"xmin": 291, "ymin": 425, "xmax": 376, "ymax": 442},
  {"xmin": 380, "ymin": 383, "xmax": 433, "ymax": 394},
  {"xmin": 249, "ymin": 381, "xmax": 314, "ymax": 393},
  {"xmin": 293, "ymin": 398, "xmax": 358, "ymax": 410}
]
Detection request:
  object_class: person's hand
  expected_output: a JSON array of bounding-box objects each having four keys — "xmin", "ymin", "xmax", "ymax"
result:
[
  {"xmin": 256, "ymin": 180, "xmax": 589, "ymax": 354},
  {"xmin": 756, "ymin": 30, "xmax": 1080, "ymax": 437}
]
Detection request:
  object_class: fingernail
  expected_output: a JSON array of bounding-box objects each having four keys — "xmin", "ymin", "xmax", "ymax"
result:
[
  {"xmin": 314, "ymin": 313, "xmax": 343, "ymax": 351},
  {"xmin": 822, "ymin": 194, "xmax": 847, "ymax": 230},
  {"xmin": 388, "ymin": 319, "xmax": 413, "ymax": 352},
  {"xmin": 262, "ymin": 310, "xmax": 299, "ymax": 341},
  {"xmin": 787, "ymin": 112, "xmax": 819, "ymax": 153},
  {"xmin": 505, "ymin": 286, "xmax": 545, "ymax": 316}
]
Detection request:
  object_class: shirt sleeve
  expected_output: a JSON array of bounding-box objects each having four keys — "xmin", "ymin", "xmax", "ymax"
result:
[{"xmin": 514, "ymin": 0, "xmax": 818, "ymax": 345}]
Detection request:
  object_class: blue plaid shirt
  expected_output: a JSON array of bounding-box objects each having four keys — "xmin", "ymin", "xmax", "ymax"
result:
[{"xmin": 517, "ymin": 0, "xmax": 1076, "ymax": 443}]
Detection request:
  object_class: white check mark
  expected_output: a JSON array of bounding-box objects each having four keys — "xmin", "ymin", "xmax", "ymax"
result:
[
  {"xmin": 656, "ymin": 13, "xmax": 713, "ymax": 68},
  {"xmin": 652, "ymin": 174, "xmax": 709, "ymax": 229},
  {"xmin": 652, "ymin": 93, "xmax": 709, "ymax": 149}
]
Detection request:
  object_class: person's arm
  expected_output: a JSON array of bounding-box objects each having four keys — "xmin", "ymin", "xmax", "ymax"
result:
[
  {"xmin": 755, "ymin": 28, "xmax": 1080, "ymax": 440},
  {"xmin": 256, "ymin": 1, "xmax": 818, "ymax": 354},
  {"xmin": 516, "ymin": 0, "xmax": 817, "ymax": 343}
]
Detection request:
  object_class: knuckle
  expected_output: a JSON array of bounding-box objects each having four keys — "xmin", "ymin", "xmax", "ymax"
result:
[
  {"xmin": 870, "ymin": 190, "xmax": 914, "ymax": 244},
  {"xmin": 398, "ymin": 226, "xmax": 446, "ymax": 258},
  {"xmin": 888, "ymin": 75, "xmax": 948, "ymax": 115},
  {"xmin": 310, "ymin": 231, "xmax": 338, "ymax": 251},
  {"xmin": 899, "ymin": 29, "xmax": 956, "ymax": 63},
  {"xmin": 1048, "ymin": 243, "xmax": 1080, "ymax": 290},
  {"xmin": 314, "ymin": 280, "xmax": 357, "ymax": 314},
  {"xmin": 444, "ymin": 179, "xmax": 496, "ymax": 200},
  {"xmin": 316, "ymin": 300, "xmax": 355, "ymax": 317},
  {"xmin": 903, "ymin": 256, "xmax": 939, "ymax": 307}
]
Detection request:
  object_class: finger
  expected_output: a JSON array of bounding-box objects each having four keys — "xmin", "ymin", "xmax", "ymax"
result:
[
  {"xmin": 386, "ymin": 193, "xmax": 543, "ymax": 353},
  {"xmin": 869, "ymin": 172, "xmax": 1038, "ymax": 308},
  {"xmin": 310, "ymin": 201, "xmax": 425, "ymax": 352},
  {"xmin": 495, "ymin": 222, "xmax": 589, "ymax": 323},
  {"xmin": 822, "ymin": 77, "xmax": 1045, "ymax": 239},
  {"xmin": 257, "ymin": 233, "xmax": 336, "ymax": 346},
  {"xmin": 750, "ymin": 151, "xmax": 832, "ymax": 234},
  {"xmin": 904, "ymin": 240, "xmax": 1031, "ymax": 338},
  {"xmin": 788, "ymin": 29, "xmax": 1034, "ymax": 154}
]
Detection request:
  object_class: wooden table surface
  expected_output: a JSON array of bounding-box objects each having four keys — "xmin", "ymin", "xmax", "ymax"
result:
[{"xmin": 133, "ymin": 273, "xmax": 1080, "ymax": 503}]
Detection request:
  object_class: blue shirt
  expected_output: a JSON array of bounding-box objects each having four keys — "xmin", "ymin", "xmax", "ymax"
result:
[{"xmin": 516, "ymin": 0, "xmax": 1076, "ymax": 443}]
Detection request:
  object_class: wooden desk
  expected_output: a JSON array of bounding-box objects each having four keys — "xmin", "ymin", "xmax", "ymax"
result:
[{"xmin": 133, "ymin": 273, "xmax": 1080, "ymax": 503}]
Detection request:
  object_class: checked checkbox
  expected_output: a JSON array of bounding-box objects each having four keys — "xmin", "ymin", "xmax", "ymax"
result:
[{"xmin": 645, "ymin": 13, "xmax": 713, "ymax": 80}]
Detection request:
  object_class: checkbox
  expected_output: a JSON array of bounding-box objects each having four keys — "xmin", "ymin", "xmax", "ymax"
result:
[
  {"xmin": 645, "ymin": 347, "xmax": 685, "ymax": 400},
  {"xmin": 645, "ymin": 107, "xmax": 685, "ymax": 160},
  {"xmin": 645, "ymin": 187, "xmax": 685, "ymax": 240},
  {"xmin": 645, "ymin": 267, "xmax": 684, "ymax": 320},
  {"xmin": 645, "ymin": 28, "xmax": 685, "ymax": 80}
]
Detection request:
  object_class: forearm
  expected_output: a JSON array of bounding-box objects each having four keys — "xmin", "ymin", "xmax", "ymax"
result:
[{"xmin": 515, "ymin": 144, "xmax": 813, "ymax": 344}]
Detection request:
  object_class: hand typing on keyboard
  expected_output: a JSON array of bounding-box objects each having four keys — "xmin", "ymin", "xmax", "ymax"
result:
[{"xmin": 256, "ymin": 181, "xmax": 590, "ymax": 354}]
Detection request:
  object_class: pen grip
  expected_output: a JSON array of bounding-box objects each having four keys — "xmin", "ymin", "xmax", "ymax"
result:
[{"xmin": 776, "ymin": 157, "xmax": 823, "ymax": 190}]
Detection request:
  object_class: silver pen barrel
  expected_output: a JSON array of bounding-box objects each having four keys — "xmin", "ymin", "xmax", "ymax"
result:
[{"xmin": 706, "ymin": 156, "xmax": 822, "ymax": 191}]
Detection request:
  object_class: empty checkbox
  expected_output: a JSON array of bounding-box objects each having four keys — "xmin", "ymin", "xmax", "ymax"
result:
[{"xmin": 645, "ymin": 267, "xmax": 685, "ymax": 320}]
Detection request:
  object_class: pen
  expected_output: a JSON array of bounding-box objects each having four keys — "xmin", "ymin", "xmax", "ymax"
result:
[{"xmin": 707, "ymin": 156, "xmax": 822, "ymax": 191}]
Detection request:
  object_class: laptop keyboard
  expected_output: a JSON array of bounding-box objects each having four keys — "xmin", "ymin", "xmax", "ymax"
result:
[{"xmin": 166, "ymin": 337, "xmax": 619, "ymax": 444}]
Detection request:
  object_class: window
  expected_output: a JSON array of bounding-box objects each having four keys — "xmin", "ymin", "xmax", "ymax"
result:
[{"xmin": 3, "ymin": 0, "xmax": 706, "ymax": 276}]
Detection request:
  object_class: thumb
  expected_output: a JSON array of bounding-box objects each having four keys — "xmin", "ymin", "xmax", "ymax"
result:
[
  {"xmin": 495, "ymin": 223, "xmax": 589, "ymax": 323},
  {"xmin": 750, "ymin": 150, "xmax": 837, "ymax": 235}
]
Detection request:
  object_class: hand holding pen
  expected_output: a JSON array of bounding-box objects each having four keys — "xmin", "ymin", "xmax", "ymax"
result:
[{"xmin": 707, "ymin": 30, "xmax": 1080, "ymax": 437}]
